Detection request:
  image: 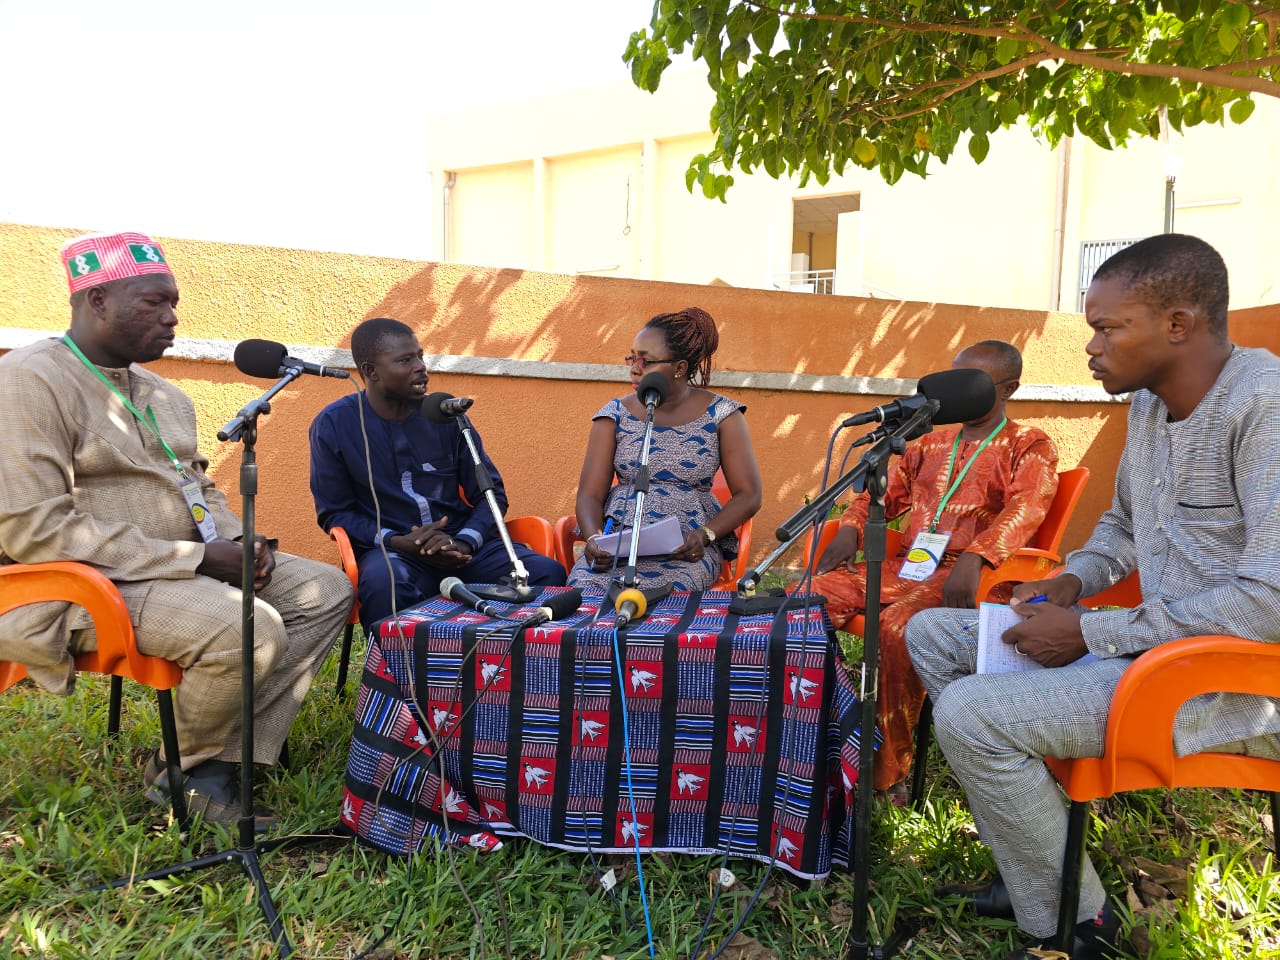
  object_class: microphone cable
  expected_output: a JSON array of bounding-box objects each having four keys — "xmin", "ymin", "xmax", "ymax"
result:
[
  {"xmin": 566, "ymin": 627, "xmax": 652, "ymax": 948},
  {"xmin": 575, "ymin": 471, "xmax": 668, "ymax": 953},
  {"xmin": 609, "ymin": 619, "xmax": 658, "ymax": 958},
  {"xmin": 585, "ymin": 476, "xmax": 635, "ymax": 629},
  {"xmin": 359, "ymin": 593, "xmax": 588, "ymax": 960},
  {"xmin": 357, "ymin": 609, "xmax": 531, "ymax": 960},
  {"xmin": 690, "ymin": 592, "xmax": 826, "ymax": 960}
]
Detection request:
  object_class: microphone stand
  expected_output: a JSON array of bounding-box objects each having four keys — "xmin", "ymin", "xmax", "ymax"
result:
[
  {"xmin": 452, "ymin": 411, "xmax": 536, "ymax": 605},
  {"xmin": 606, "ymin": 390, "xmax": 672, "ymax": 621},
  {"xmin": 840, "ymin": 403, "xmax": 939, "ymax": 960},
  {"xmin": 732, "ymin": 401, "xmax": 940, "ymax": 959},
  {"xmin": 91, "ymin": 368, "xmax": 316, "ymax": 958}
]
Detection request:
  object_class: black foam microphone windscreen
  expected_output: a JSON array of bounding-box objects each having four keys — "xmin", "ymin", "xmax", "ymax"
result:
[
  {"xmin": 233, "ymin": 338, "xmax": 351, "ymax": 379},
  {"xmin": 234, "ymin": 338, "xmax": 289, "ymax": 378},
  {"xmin": 422, "ymin": 392, "xmax": 475, "ymax": 424},
  {"xmin": 538, "ymin": 588, "xmax": 584, "ymax": 622},
  {"xmin": 841, "ymin": 368, "xmax": 996, "ymax": 429},
  {"xmin": 637, "ymin": 370, "xmax": 672, "ymax": 409},
  {"xmin": 918, "ymin": 368, "xmax": 997, "ymax": 424}
]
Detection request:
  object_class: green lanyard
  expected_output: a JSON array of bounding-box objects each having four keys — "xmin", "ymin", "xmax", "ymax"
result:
[
  {"xmin": 62, "ymin": 334, "xmax": 189, "ymax": 478},
  {"xmin": 928, "ymin": 417, "xmax": 1007, "ymax": 532}
]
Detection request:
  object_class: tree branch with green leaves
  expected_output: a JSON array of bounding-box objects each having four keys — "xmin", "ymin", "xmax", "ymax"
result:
[{"xmin": 624, "ymin": 0, "xmax": 1280, "ymax": 196}]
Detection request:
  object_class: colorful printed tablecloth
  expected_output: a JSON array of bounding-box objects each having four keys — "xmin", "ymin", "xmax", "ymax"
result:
[{"xmin": 340, "ymin": 587, "xmax": 877, "ymax": 880}]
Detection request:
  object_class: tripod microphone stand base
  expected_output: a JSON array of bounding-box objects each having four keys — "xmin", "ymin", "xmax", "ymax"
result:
[
  {"xmin": 88, "ymin": 827, "xmax": 345, "ymax": 958},
  {"xmin": 727, "ymin": 586, "xmax": 793, "ymax": 616},
  {"xmin": 846, "ymin": 917, "xmax": 919, "ymax": 960},
  {"xmin": 605, "ymin": 580, "xmax": 672, "ymax": 624},
  {"xmin": 469, "ymin": 579, "xmax": 538, "ymax": 605}
]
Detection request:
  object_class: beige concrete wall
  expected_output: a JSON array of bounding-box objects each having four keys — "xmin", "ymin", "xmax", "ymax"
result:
[
  {"xmin": 544, "ymin": 145, "xmax": 644, "ymax": 277},
  {"xmin": 4, "ymin": 222, "xmax": 1278, "ymax": 575},
  {"xmin": 428, "ymin": 71, "xmax": 1280, "ymax": 312},
  {"xmin": 1072, "ymin": 96, "xmax": 1280, "ymax": 309},
  {"xmin": 448, "ymin": 162, "xmax": 536, "ymax": 269},
  {"xmin": 650, "ymin": 131, "xmax": 796, "ymax": 287}
]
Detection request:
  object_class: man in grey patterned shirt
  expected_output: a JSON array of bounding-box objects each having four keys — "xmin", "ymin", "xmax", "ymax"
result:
[{"xmin": 906, "ymin": 234, "xmax": 1280, "ymax": 960}]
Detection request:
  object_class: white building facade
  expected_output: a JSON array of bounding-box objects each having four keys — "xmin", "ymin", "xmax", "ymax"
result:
[{"xmin": 427, "ymin": 69, "xmax": 1279, "ymax": 311}]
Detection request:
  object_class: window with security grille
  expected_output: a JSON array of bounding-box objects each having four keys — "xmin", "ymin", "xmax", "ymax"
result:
[{"xmin": 1077, "ymin": 239, "xmax": 1142, "ymax": 310}]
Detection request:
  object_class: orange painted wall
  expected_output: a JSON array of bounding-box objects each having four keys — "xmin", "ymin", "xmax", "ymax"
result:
[{"xmin": 5, "ymin": 223, "xmax": 1278, "ymax": 571}]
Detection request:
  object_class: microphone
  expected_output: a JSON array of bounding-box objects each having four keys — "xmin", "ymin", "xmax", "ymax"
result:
[
  {"xmin": 840, "ymin": 368, "xmax": 994, "ymax": 428},
  {"xmin": 614, "ymin": 587, "xmax": 647, "ymax": 628},
  {"xmin": 440, "ymin": 576, "xmax": 504, "ymax": 619},
  {"xmin": 422, "ymin": 391, "xmax": 476, "ymax": 423},
  {"xmin": 637, "ymin": 371, "xmax": 671, "ymax": 416},
  {"xmin": 233, "ymin": 338, "xmax": 351, "ymax": 379},
  {"xmin": 524, "ymin": 588, "xmax": 584, "ymax": 627}
]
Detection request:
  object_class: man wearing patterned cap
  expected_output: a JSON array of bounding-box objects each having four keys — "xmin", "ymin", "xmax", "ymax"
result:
[{"xmin": 0, "ymin": 231, "xmax": 354, "ymax": 827}]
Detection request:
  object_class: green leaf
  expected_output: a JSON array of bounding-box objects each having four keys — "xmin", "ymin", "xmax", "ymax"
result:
[
  {"xmin": 684, "ymin": 157, "xmax": 701, "ymax": 193},
  {"xmin": 1229, "ymin": 97, "xmax": 1255, "ymax": 124},
  {"xmin": 994, "ymin": 37, "xmax": 1020, "ymax": 65},
  {"xmin": 968, "ymin": 132, "xmax": 990, "ymax": 163},
  {"xmin": 1218, "ymin": 24, "xmax": 1242, "ymax": 54},
  {"xmin": 1221, "ymin": 2, "xmax": 1251, "ymax": 30},
  {"xmin": 750, "ymin": 10, "xmax": 779, "ymax": 54}
]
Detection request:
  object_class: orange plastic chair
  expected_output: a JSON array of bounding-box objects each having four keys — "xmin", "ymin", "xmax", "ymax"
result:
[
  {"xmin": 0, "ymin": 561, "xmax": 188, "ymax": 827},
  {"xmin": 1045, "ymin": 573, "xmax": 1280, "ymax": 950},
  {"xmin": 553, "ymin": 468, "xmax": 754, "ymax": 590},
  {"xmin": 970, "ymin": 466, "xmax": 1090, "ymax": 600},
  {"xmin": 329, "ymin": 515, "xmax": 559, "ymax": 697},
  {"xmin": 329, "ymin": 527, "xmax": 362, "ymax": 699}
]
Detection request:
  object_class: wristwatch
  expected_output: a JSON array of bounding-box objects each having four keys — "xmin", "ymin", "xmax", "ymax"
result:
[{"xmin": 700, "ymin": 525, "xmax": 717, "ymax": 545}]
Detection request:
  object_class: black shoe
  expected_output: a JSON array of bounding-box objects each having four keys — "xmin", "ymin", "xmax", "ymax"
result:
[
  {"xmin": 937, "ymin": 876, "xmax": 1016, "ymax": 919},
  {"xmin": 144, "ymin": 753, "xmax": 279, "ymax": 833},
  {"xmin": 1002, "ymin": 899, "xmax": 1121, "ymax": 960}
]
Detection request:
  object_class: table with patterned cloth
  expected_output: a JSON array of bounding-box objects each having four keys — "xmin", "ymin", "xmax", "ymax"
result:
[{"xmin": 339, "ymin": 587, "xmax": 878, "ymax": 881}]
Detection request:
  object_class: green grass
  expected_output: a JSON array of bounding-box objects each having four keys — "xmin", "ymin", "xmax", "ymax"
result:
[{"xmin": 3, "ymin": 621, "xmax": 1279, "ymax": 959}]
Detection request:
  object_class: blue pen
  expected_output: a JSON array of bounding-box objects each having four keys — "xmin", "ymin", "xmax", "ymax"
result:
[
  {"xmin": 603, "ymin": 518, "xmax": 614, "ymax": 535},
  {"xmin": 1025, "ymin": 595, "xmax": 1048, "ymax": 604}
]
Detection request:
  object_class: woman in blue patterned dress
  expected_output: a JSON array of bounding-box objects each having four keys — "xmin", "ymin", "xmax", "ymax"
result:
[{"xmin": 568, "ymin": 307, "xmax": 762, "ymax": 592}]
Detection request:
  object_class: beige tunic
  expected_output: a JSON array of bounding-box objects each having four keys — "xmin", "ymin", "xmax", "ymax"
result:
[{"xmin": 0, "ymin": 336, "xmax": 241, "ymax": 690}]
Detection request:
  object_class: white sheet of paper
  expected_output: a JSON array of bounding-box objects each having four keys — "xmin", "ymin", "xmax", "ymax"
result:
[
  {"xmin": 976, "ymin": 601, "xmax": 1099, "ymax": 674},
  {"xmin": 592, "ymin": 515, "xmax": 685, "ymax": 557},
  {"xmin": 976, "ymin": 602, "xmax": 1039, "ymax": 674}
]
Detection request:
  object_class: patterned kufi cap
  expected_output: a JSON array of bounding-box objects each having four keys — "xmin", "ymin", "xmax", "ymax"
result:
[{"xmin": 60, "ymin": 231, "xmax": 173, "ymax": 294}]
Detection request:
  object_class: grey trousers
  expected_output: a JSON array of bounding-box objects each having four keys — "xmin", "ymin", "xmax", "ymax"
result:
[
  {"xmin": 905, "ymin": 607, "xmax": 1127, "ymax": 936},
  {"xmin": 906, "ymin": 606, "xmax": 1280, "ymax": 938}
]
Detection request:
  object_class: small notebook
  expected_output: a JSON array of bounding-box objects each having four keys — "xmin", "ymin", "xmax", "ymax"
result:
[
  {"xmin": 976, "ymin": 602, "xmax": 1098, "ymax": 674},
  {"xmin": 976, "ymin": 603, "xmax": 1038, "ymax": 674},
  {"xmin": 592, "ymin": 516, "xmax": 685, "ymax": 558}
]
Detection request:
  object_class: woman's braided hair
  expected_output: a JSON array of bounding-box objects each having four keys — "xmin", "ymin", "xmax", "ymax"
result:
[{"xmin": 644, "ymin": 307, "xmax": 720, "ymax": 387}]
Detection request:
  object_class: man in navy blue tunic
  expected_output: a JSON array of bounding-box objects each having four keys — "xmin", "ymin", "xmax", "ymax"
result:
[{"xmin": 309, "ymin": 317, "xmax": 565, "ymax": 636}]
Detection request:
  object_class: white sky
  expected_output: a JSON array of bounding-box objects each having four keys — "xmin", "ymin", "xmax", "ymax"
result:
[{"xmin": 0, "ymin": 0, "xmax": 658, "ymax": 259}]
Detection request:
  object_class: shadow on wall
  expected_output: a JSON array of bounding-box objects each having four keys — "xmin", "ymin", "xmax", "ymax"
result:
[
  {"xmin": 234, "ymin": 257, "xmax": 1092, "ymax": 567},
  {"xmin": 8, "ymin": 223, "xmax": 1213, "ymax": 568}
]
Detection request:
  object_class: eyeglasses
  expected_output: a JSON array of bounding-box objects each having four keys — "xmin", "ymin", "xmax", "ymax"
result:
[{"xmin": 624, "ymin": 354, "xmax": 677, "ymax": 369}]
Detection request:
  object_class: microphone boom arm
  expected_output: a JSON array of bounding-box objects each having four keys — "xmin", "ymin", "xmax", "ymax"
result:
[
  {"xmin": 736, "ymin": 399, "xmax": 940, "ymax": 594},
  {"xmin": 622, "ymin": 403, "xmax": 660, "ymax": 580},
  {"xmin": 218, "ymin": 366, "xmax": 304, "ymax": 443},
  {"xmin": 455, "ymin": 413, "xmax": 531, "ymax": 591}
]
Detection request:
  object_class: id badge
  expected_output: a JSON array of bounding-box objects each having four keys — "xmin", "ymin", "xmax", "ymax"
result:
[
  {"xmin": 898, "ymin": 531, "xmax": 951, "ymax": 582},
  {"xmin": 179, "ymin": 475, "xmax": 219, "ymax": 543}
]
